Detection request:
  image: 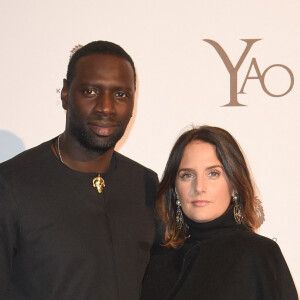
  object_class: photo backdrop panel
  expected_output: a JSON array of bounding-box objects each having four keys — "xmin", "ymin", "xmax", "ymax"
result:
[{"xmin": 0, "ymin": 0, "xmax": 299, "ymax": 291}]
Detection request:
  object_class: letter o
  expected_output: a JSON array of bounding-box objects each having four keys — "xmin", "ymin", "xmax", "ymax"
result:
[{"xmin": 261, "ymin": 64, "xmax": 294, "ymax": 97}]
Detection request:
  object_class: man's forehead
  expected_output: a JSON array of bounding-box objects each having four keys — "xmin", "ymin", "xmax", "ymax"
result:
[
  {"xmin": 76, "ymin": 54, "xmax": 130, "ymax": 69},
  {"xmin": 71, "ymin": 54, "xmax": 135, "ymax": 88},
  {"xmin": 75, "ymin": 54, "xmax": 133, "ymax": 76}
]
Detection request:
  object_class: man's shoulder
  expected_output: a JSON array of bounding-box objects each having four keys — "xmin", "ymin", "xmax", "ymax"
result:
[
  {"xmin": 114, "ymin": 151, "xmax": 157, "ymax": 179},
  {"xmin": 0, "ymin": 139, "xmax": 54, "ymax": 176}
]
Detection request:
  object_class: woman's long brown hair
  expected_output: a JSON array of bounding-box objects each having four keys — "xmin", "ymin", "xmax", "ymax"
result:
[{"xmin": 156, "ymin": 126, "xmax": 259, "ymax": 249}]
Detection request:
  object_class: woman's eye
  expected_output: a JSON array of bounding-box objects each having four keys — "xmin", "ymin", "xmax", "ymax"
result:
[
  {"xmin": 181, "ymin": 173, "xmax": 194, "ymax": 179},
  {"xmin": 208, "ymin": 171, "xmax": 220, "ymax": 177}
]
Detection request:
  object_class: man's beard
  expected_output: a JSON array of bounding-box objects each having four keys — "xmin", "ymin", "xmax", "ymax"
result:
[{"xmin": 67, "ymin": 107, "xmax": 127, "ymax": 154}]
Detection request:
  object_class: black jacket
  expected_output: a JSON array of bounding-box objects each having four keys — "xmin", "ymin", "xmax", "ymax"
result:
[{"xmin": 141, "ymin": 208, "xmax": 298, "ymax": 300}]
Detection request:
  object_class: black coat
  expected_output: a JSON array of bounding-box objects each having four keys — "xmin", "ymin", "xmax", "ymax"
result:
[{"xmin": 141, "ymin": 208, "xmax": 298, "ymax": 300}]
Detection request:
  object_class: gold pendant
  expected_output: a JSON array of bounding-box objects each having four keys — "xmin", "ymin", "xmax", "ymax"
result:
[{"xmin": 92, "ymin": 174, "xmax": 105, "ymax": 194}]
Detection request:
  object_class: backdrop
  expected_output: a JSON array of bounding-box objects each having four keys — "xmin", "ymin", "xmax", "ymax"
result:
[{"xmin": 1, "ymin": 0, "xmax": 299, "ymax": 292}]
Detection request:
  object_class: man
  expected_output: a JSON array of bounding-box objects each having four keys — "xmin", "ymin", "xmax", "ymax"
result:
[{"xmin": 0, "ymin": 41, "xmax": 158, "ymax": 299}]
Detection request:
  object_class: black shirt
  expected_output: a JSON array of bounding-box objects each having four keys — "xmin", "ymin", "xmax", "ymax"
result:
[{"xmin": 0, "ymin": 139, "xmax": 158, "ymax": 299}]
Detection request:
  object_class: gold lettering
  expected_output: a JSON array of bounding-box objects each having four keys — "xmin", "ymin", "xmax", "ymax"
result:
[
  {"xmin": 203, "ymin": 39, "xmax": 261, "ymax": 106},
  {"xmin": 239, "ymin": 58, "xmax": 263, "ymax": 94},
  {"xmin": 239, "ymin": 61, "xmax": 294, "ymax": 97},
  {"xmin": 261, "ymin": 64, "xmax": 294, "ymax": 97}
]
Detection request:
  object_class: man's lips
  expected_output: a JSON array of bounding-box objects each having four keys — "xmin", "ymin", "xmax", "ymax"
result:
[
  {"xmin": 191, "ymin": 200, "xmax": 211, "ymax": 207},
  {"xmin": 89, "ymin": 122, "xmax": 119, "ymax": 136}
]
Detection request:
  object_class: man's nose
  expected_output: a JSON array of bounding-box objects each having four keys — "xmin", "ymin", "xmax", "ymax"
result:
[{"xmin": 94, "ymin": 92, "xmax": 116, "ymax": 115}]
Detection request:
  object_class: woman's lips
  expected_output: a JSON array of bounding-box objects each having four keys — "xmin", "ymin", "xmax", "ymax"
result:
[{"xmin": 192, "ymin": 200, "xmax": 211, "ymax": 207}]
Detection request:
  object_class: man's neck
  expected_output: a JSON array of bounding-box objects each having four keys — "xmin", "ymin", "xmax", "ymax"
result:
[{"xmin": 53, "ymin": 132, "xmax": 114, "ymax": 174}]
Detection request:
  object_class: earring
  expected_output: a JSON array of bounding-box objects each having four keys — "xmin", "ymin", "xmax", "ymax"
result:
[
  {"xmin": 175, "ymin": 194, "xmax": 184, "ymax": 230},
  {"xmin": 232, "ymin": 194, "xmax": 243, "ymax": 224}
]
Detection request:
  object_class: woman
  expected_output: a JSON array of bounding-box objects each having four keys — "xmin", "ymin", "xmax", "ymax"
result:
[{"xmin": 141, "ymin": 126, "xmax": 298, "ymax": 300}]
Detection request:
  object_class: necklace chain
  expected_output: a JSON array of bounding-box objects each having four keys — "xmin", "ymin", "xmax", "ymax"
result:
[
  {"xmin": 57, "ymin": 135, "xmax": 64, "ymax": 164},
  {"xmin": 56, "ymin": 134, "xmax": 105, "ymax": 194}
]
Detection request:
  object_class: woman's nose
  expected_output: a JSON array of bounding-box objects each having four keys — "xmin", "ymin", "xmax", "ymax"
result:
[{"xmin": 194, "ymin": 175, "xmax": 206, "ymax": 194}]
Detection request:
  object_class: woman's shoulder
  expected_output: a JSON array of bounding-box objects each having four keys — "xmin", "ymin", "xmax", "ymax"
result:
[
  {"xmin": 149, "ymin": 242, "xmax": 188, "ymax": 260},
  {"xmin": 148, "ymin": 240, "xmax": 196, "ymax": 269},
  {"xmin": 228, "ymin": 229, "xmax": 286, "ymax": 264},
  {"xmin": 231, "ymin": 230, "xmax": 298, "ymax": 298},
  {"xmin": 234, "ymin": 230, "xmax": 280, "ymax": 250}
]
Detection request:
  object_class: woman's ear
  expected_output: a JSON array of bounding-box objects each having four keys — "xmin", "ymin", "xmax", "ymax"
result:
[
  {"xmin": 231, "ymin": 187, "xmax": 238, "ymax": 199},
  {"xmin": 174, "ymin": 187, "xmax": 179, "ymax": 198}
]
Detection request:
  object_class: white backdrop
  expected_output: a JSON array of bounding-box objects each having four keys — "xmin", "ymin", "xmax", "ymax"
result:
[{"xmin": 1, "ymin": 0, "xmax": 299, "ymax": 292}]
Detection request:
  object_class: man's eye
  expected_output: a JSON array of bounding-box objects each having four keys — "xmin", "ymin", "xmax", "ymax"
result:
[
  {"xmin": 115, "ymin": 91, "xmax": 128, "ymax": 98},
  {"xmin": 83, "ymin": 89, "xmax": 97, "ymax": 96}
]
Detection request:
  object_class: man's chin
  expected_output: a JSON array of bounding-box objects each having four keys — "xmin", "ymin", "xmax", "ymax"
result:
[
  {"xmin": 81, "ymin": 135, "xmax": 121, "ymax": 153},
  {"xmin": 69, "ymin": 125, "xmax": 125, "ymax": 154}
]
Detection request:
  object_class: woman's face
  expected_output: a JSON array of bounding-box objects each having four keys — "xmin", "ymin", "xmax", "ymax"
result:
[{"xmin": 175, "ymin": 140, "xmax": 232, "ymax": 223}]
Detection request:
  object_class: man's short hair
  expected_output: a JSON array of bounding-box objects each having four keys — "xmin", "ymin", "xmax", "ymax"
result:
[{"xmin": 66, "ymin": 40, "xmax": 136, "ymax": 88}]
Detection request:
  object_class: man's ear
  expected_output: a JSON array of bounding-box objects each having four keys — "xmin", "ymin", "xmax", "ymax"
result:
[{"xmin": 61, "ymin": 79, "xmax": 69, "ymax": 110}]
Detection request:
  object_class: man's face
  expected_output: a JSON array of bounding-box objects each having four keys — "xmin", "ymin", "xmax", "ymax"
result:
[{"xmin": 62, "ymin": 54, "xmax": 135, "ymax": 153}]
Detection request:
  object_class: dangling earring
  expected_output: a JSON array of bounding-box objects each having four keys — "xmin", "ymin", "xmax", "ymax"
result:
[
  {"xmin": 175, "ymin": 193, "xmax": 184, "ymax": 230},
  {"xmin": 232, "ymin": 194, "xmax": 243, "ymax": 224}
]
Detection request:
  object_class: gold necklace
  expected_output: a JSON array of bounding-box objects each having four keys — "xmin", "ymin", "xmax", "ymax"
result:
[{"xmin": 57, "ymin": 135, "xmax": 105, "ymax": 194}]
